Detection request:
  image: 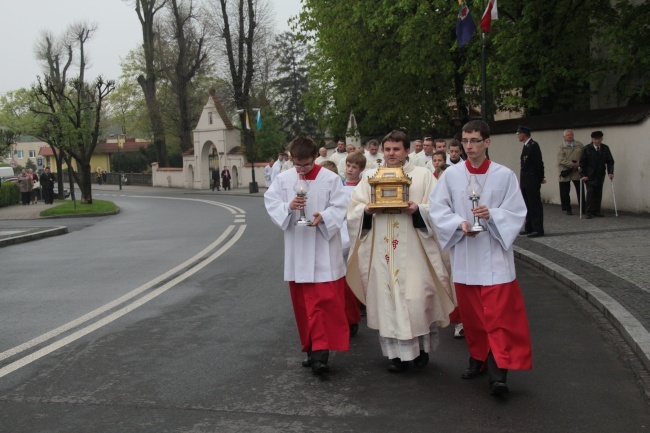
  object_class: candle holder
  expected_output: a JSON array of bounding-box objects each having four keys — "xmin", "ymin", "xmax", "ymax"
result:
[
  {"xmin": 293, "ymin": 176, "xmax": 313, "ymax": 227},
  {"xmin": 468, "ymin": 175, "xmax": 486, "ymax": 233}
]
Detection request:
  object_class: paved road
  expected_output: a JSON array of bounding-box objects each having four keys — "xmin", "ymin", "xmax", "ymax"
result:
[{"xmin": 0, "ymin": 187, "xmax": 648, "ymax": 432}]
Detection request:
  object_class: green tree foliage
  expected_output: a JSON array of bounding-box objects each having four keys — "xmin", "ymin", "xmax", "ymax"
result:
[
  {"xmin": 297, "ymin": 0, "xmax": 645, "ymax": 132},
  {"xmin": 298, "ymin": 0, "xmax": 459, "ymax": 136},
  {"xmin": 593, "ymin": 0, "xmax": 650, "ymax": 105},
  {"xmin": 111, "ymin": 145, "xmax": 154, "ymax": 173},
  {"xmin": 271, "ymin": 32, "xmax": 319, "ymax": 141},
  {"xmin": 484, "ymin": 0, "xmax": 612, "ymax": 116},
  {"xmin": 254, "ymin": 107, "xmax": 287, "ymax": 160}
]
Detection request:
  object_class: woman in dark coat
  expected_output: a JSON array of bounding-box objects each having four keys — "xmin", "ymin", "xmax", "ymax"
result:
[{"xmin": 221, "ymin": 167, "xmax": 231, "ymax": 190}]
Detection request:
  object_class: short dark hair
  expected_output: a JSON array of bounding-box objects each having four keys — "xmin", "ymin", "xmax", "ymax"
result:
[
  {"xmin": 449, "ymin": 140, "xmax": 462, "ymax": 150},
  {"xmin": 382, "ymin": 130, "xmax": 410, "ymax": 150},
  {"xmin": 462, "ymin": 120, "xmax": 490, "ymax": 139},
  {"xmin": 346, "ymin": 152, "xmax": 367, "ymax": 169},
  {"xmin": 433, "ymin": 150, "xmax": 446, "ymax": 159},
  {"xmin": 288, "ymin": 136, "xmax": 318, "ymax": 160}
]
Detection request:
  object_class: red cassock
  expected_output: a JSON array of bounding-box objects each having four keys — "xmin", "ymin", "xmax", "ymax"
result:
[
  {"xmin": 289, "ymin": 277, "xmax": 350, "ymax": 353},
  {"xmin": 454, "ymin": 280, "xmax": 532, "ymax": 370}
]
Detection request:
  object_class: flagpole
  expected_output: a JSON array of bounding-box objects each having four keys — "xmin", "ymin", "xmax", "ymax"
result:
[{"xmin": 481, "ymin": 0, "xmax": 487, "ymax": 122}]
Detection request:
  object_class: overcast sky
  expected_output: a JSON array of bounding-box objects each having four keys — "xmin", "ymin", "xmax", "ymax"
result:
[{"xmin": 0, "ymin": 0, "xmax": 303, "ymax": 95}]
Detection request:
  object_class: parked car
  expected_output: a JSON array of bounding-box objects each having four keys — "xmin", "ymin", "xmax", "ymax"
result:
[{"xmin": 53, "ymin": 185, "xmax": 71, "ymax": 198}]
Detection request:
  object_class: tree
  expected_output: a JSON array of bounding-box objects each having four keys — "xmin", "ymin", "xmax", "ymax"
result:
[
  {"xmin": 297, "ymin": 0, "xmax": 458, "ymax": 136},
  {"xmin": 254, "ymin": 107, "xmax": 286, "ymax": 160},
  {"xmin": 298, "ymin": 0, "xmax": 644, "ymax": 130},
  {"xmin": 271, "ymin": 32, "xmax": 318, "ymax": 141},
  {"xmin": 593, "ymin": 0, "xmax": 650, "ymax": 105},
  {"xmin": 134, "ymin": 0, "xmax": 170, "ymax": 166},
  {"xmin": 209, "ymin": 0, "xmax": 264, "ymax": 189},
  {"xmin": 31, "ymin": 23, "xmax": 115, "ymax": 204},
  {"xmin": 160, "ymin": 0, "xmax": 209, "ymax": 152},
  {"xmin": 0, "ymin": 128, "xmax": 19, "ymax": 160}
]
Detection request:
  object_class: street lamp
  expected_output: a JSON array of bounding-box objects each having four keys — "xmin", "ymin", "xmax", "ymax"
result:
[{"xmin": 118, "ymin": 130, "xmax": 125, "ymax": 191}]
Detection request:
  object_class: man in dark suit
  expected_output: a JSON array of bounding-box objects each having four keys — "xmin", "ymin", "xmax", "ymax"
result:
[
  {"xmin": 517, "ymin": 126, "xmax": 545, "ymax": 238},
  {"xmin": 39, "ymin": 166, "xmax": 56, "ymax": 204},
  {"xmin": 579, "ymin": 131, "xmax": 614, "ymax": 219}
]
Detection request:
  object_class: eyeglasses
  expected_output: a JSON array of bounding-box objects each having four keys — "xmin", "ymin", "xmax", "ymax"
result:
[
  {"xmin": 460, "ymin": 138, "xmax": 484, "ymax": 144},
  {"xmin": 294, "ymin": 161, "xmax": 314, "ymax": 168}
]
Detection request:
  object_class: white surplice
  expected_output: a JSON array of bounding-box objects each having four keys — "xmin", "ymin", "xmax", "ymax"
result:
[
  {"xmin": 346, "ymin": 162, "xmax": 456, "ymax": 361},
  {"xmin": 428, "ymin": 161, "xmax": 527, "ymax": 285},
  {"xmin": 365, "ymin": 152, "xmax": 384, "ymax": 170},
  {"xmin": 264, "ymin": 167, "xmax": 348, "ymax": 283},
  {"xmin": 270, "ymin": 160, "xmax": 283, "ymax": 183}
]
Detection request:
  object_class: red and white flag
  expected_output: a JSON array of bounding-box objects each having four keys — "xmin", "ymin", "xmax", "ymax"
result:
[{"xmin": 480, "ymin": 0, "xmax": 498, "ymax": 32}]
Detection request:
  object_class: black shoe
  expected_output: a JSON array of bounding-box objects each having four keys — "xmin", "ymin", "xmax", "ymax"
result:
[
  {"xmin": 585, "ymin": 214, "xmax": 593, "ymax": 219},
  {"xmin": 311, "ymin": 361, "xmax": 329, "ymax": 375},
  {"xmin": 388, "ymin": 358, "xmax": 409, "ymax": 373},
  {"xmin": 519, "ymin": 230, "xmax": 531, "ymax": 236},
  {"xmin": 527, "ymin": 232, "xmax": 544, "ymax": 238},
  {"xmin": 489, "ymin": 381, "xmax": 510, "ymax": 396},
  {"xmin": 349, "ymin": 323, "xmax": 359, "ymax": 336},
  {"xmin": 302, "ymin": 355, "xmax": 312, "ymax": 367},
  {"xmin": 566, "ymin": 210, "xmax": 573, "ymax": 215},
  {"xmin": 413, "ymin": 350, "xmax": 429, "ymax": 368},
  {"xmin": 594, "ymin": 212, "xmax": 605, "ymax": 217},
  {"xmin": 461, "ymin": 357, "xmax": 486, "ymax": 379}
]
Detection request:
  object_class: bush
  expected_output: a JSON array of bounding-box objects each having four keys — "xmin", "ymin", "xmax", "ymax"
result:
[{"xmin": 0, "ymin": 182, "xmax": 20, "ymax": 207}]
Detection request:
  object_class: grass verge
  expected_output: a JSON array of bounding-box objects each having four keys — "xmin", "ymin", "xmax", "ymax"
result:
[{"xmin": 40, "ymin": 199, "xmax": 118, "ymax": 217}]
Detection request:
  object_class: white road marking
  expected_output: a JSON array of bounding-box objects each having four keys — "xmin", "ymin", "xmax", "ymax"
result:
[
  {"xmin": 0, "ymin": 196, "xmax": 243, "ymax": 367},
  {"xmin": 0, "ymin": 224, "xmax": 247, "ymax": 378},
  {"xmin": 0, "ymin": 225, "xmax": 236, "ymax": 363}
]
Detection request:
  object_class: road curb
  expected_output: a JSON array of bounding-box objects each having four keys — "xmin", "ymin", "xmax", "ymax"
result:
[
  {"xmin": 0, "ymin": 226, "xmax": 68, "ymax": 248},
  {"xmin": 39, "ymin": 208, "xmax": 121, "ymax": 219},
  {"xmin": 514, "ymin": 245, "xmax": 650, "ymax": 374}
]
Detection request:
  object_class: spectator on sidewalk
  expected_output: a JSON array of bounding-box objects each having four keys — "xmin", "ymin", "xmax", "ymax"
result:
[
  {"xmin": 557, "ymin": 129, "xmax": 585, "ymax": 215},
  {"xmin": 17, "ymin": 168, "xmax": 33, "ymax": 205},
  {"xmin": 40, "ymin": 167, "xmax": 55, "ymax": 204},
  {"xmin": 580, "ymin": 131, "xmax": 615, "ymax": 219},
  {"xmin": 221, "ymin": 167, "xmax": 232, "ymax": 190},
  {"xmin": 212, "ymin": 167, "xmax": 221, "ymax": 191},
  {"xmin": 517, "ymin": 126, "xmax": 546, "ymax": 238}
]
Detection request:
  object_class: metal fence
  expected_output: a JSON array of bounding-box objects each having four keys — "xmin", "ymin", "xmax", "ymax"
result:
[{"xmin": 62, "ymin": 172, "xmax": 153, "ymax": 186}]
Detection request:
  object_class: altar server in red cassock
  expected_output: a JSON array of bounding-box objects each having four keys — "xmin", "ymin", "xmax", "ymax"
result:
[
  {"xmin": 264, "ymin": 136, "xmax": 350, "ymax": 375},
  {"xmin": 429, "ymin": 120, "xmax": 532, "ymax": 396}
]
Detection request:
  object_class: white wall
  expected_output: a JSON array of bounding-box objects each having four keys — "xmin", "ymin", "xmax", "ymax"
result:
[
  {"xmin": 151, "ymin": 164, "xmax": 185, "ymax": 188},
  {"xmin": 486, "ymin": 118, "xmax": 650, "ymax": 213}
]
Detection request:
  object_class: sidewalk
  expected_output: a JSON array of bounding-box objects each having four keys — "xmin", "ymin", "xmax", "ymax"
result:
[{"xmin": 1, "ymin": 194, "xmax": 649, "ymax": 373}]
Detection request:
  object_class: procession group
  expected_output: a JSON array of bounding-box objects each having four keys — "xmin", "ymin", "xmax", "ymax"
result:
[{"xmin": 264, "ymin": 119, "xmax": 545, "ymax": 397}]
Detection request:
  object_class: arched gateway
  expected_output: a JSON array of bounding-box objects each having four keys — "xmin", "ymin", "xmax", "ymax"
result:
[{"xmin": 153, "ymin": 89, "xmax": 246, "ymax": 189}]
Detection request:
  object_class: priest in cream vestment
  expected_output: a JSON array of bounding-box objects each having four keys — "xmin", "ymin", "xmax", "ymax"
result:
[{"xmin": 346, "ymin": 130, "xmax": 455, "ymax": 372}]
